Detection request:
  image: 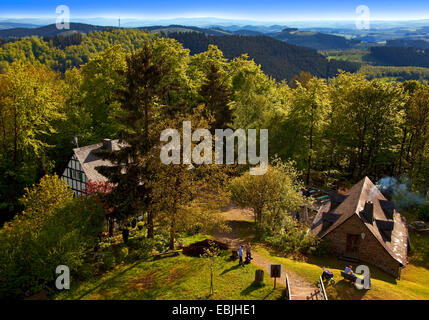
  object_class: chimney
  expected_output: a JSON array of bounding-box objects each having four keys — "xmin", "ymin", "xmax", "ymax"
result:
[
  {"xmin": 364, "ymin": 201, "xmax": 374, "ymax": 223},
  {"xmin": 102, "ymin": 138, "xmax": 113, "ymax": 151}
]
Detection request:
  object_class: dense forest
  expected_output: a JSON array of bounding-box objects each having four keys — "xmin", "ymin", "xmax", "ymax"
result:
[
  {"xmin": 0, "ymin": 28, "xmax": 428, "ymax": 226},
  {"xmin": 167, "ymin": 32, "xmax": 360, "ymax": 80},
  {"xmin": 0, "ymin": 22, "xmax": 107, "ymax": 39},
  {"xmin": 370, "ymin": 46, "xmax": 429, "ymax": 68},
  {"xmin": 386, "ymin": 39, "xmax": 429, "ymax": 50},
  {"xmin": 270, "ymin": 28, "xmax": 361, "ymax": 50},
  {"xmin": 360, "ymin": 65, "xmax": 429, "ymax": 83},
  {"xmin": 0, "ymin": 28, "xmax": 359, "ymax": 81}
]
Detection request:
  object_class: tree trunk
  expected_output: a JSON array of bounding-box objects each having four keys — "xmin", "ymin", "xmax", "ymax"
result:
[
  {"xmin": 306, "ymin": 105, "xmax": 314, "ymax": 185},
  {"xmin": 397, "ymin": 128, "xmax": 407, "ymax": 174},
  {"xmin": 108, "ymin": 217, "xmax": 114, "ymax": 237},
  {"xmin": 147, "ymin": 210, "xmax": 154, "ymax": 239},
  {"xmin": 169, "ymin": 213, "xmax": 176, "ymax": 250}
]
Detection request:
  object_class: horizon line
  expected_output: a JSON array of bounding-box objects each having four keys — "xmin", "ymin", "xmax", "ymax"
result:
[{"xmin": 1, "ymin": 16, "xmax": 429, "ymax": 23}]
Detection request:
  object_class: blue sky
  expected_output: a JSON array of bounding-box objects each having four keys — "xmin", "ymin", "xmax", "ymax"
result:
[{"xmin": 1, "ymin": 0, "xmax": 428, "ymax": 21}]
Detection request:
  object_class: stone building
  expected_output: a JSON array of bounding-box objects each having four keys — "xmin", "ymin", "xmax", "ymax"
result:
[{"xmin": 310, "ymin": 177, "xmax": 409, "ymax": 278}]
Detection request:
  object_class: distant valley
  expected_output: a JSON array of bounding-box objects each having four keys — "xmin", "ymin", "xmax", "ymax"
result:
[{"xmin": 1, "ymin": 22, "xmax": 429, "ymax": 82}]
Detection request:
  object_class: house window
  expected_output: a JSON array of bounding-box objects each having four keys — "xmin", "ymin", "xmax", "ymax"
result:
[{"xmin": 69, "ymin": 168, "xmax": 83, "ymax": 182}]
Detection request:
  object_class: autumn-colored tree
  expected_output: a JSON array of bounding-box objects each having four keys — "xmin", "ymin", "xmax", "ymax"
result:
[{"xmin": 84, "ymin": 180, "xmax": 115, "ymax": 236}]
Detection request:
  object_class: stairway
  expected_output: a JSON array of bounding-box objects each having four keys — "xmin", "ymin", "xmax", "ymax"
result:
[{"xmin": 288, "ymin": 274, "xmax": 321, "ymax": 300}]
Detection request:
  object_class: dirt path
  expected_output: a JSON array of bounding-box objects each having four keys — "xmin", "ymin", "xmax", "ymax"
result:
[{"xmin": 215, "ymin": 204, "xmax": 322, "ymax": 300}]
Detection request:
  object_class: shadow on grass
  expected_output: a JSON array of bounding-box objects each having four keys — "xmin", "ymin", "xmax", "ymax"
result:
[
  {"xmin": 220, "ymin": 264, "xmax": 241, "ymax": 275},
  {"xmin": 330, "ymin": 279, "xmax": 368, "ymax": 300},
  {"xmin": 227, "ymin": 221, "xmax": 256, "ymax": 241},
  {"xmin": 240, "ymin": 281, "xmax": 266, "ymax": 296},
  {"xmin": 76, "ymin": 260, "xmax": 143, "ymax": 299}
]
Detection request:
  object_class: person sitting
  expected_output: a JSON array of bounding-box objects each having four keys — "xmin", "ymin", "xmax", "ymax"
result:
[
  {"xmin": 322, "ymin": 269, "xmax": 333, "ymax": 281},
  {"xmin": 344, "ymin": 265, "xmax": 357, "ymax": 278}
]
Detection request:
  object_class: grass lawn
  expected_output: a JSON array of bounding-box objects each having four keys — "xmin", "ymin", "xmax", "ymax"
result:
[
  {"xmin": 255, "ymin": 244, "xmax": 429, "ymax": 300},
  {"xmin": 228, "ymin": 213, "xmax": 429, "ymax": 300},
  {"xmin": 55, "ymin": 251, "xmax": 284, "ymax": 300}
]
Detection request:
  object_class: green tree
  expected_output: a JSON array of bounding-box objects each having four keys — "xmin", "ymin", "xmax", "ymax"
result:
[
  {"xmin": 286, "ymin": 78, "xmax": 330, "ymax": 184},
  {"xmin": 328, "ymin": 72, "xmax": 406, "ymax": 180},
  {"xmin": 0, "ymin": 175, "xmax": 104, "ymax": 298},
  {"xmin": 199, "ymin": 62, "xmax": 232, "ymax": 130},
  {"xmin": 230, "ymin": 161, "xmax": 306, "ymax": 232},
  {"xmin": 0, "ymin": 61, "xmax": 64, "ymax": 222}
]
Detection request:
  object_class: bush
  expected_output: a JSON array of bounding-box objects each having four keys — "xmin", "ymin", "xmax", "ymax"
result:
[
  {"xmin": 263, "ymin": 215, "xmax": 324, "ymax": 256},
  {"xmin": 137, "ymin": 221, "xmax": 144, "ymax": 230},
  {"xmin": 117, "ymin": 247, "xmax": 129, "ymax": 263},
  {"xmin": 75, "ymin": 262, "xmax": 97, "ymax": 281},
  {"xmin": 100, "ymin": 252, "xmax": 116, "ymax": 271},
  {"xmin": 417, "ymin": 204, "xmax": 429, "ymax": 221}
]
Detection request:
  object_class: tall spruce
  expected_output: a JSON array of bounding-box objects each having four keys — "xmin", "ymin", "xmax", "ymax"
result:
[
  {"xmin": 199, "ymin": 63, "xmax": 232, "ymax": 130},
  {"xmin": 97, "ymin": 42, "xmax": 174, "ymax": 238}
]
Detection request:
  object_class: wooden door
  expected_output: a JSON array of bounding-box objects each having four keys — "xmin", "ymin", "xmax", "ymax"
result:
[{"xmin": 346, "ymin": 234, "xmax": 360, "ymax": 255}]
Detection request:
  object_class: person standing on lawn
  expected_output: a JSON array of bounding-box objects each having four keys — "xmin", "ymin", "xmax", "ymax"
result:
[
  {"xmin": 238, "ymin": 245, "xmax": 244, "ymax": 267},
  {"xmin": 245, "ymin": 242, "xmax": 252, "ymax": 259}
]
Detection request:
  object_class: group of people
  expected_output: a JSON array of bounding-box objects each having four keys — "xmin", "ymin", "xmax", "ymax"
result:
[
  {"xmin": 238, "ymin": 242, "xmax": 252, "ymax": 267},
  {"xmin": 321, "ymin": 265, "xmax": 371, "ymax": 290}
]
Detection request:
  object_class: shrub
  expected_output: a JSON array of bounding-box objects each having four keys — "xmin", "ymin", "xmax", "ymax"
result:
[
  {"xmin": 137, "ymin": 221, "xmax": 144, "ymax": 230},
  {"xmin": 264, "ymin": 215, "xmax": 324, "ymax": 256},
  {"xmin": 117, "ymin": 247, "xmax": 129, "ymax": 263},
  {"xmin": 417, "ymin": 204, "xmax": 429, "ymax": 221},
  {"xmin": 75, "ymin": 262, "xmax": 97, "ymax": 281},
  {"xmin": 100, "ymin": 252, "xmax": 116, "ymax": 271}
]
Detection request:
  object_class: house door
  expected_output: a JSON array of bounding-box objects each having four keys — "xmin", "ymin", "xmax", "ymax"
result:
[{"xmin": 346, "ymin": 234, "xmax": 360, "ymax": 255}]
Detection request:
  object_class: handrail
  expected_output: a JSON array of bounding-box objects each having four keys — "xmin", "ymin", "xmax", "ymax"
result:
[
  {"xmin": 285, "ymin": 274, "xmax": 292, "ymax": 300},
  {"xmin": 318, "ymin": 276, "xmax": 328, "ymax": 300}
]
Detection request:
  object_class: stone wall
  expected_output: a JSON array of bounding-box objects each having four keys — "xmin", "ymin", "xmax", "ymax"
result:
[{"xmin": 325, "ymin": 214, "xmax": 402, "ymax": 278}]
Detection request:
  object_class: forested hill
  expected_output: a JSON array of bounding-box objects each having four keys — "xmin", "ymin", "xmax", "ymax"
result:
[
  {"xmin": 168, "ymin": 32, "xmax": 360, "ymax": 81},
  {"xmin": 0, "ymin": 28, "xmax": 359, "ymax": 81},
  {"xmin": 0, "ymin": 23, "xmax": 107, "ymax": 39},
  {"xmin": 269, "ymin": 28, "xmax": 361, "ymax": 50},
  {"xmin": 370, "ymin": 46, "xmax": 429, "ymax": 68}
]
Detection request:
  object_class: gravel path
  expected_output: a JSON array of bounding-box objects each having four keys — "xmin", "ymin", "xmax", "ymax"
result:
[{"xmin": 215, "ymin": 204, "xmax": 322, "ymax": 300}]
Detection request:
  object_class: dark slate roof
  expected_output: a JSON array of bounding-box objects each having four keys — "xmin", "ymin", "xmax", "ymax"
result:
[{"xmin": 310, "ymin": 177, "xmax": 408, "ymax": 266}]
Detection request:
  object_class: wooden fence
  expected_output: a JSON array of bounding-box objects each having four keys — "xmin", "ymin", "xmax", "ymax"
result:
[{"xmin": 317, "ymin": 276, "xmax": 328, "ymax": 300}]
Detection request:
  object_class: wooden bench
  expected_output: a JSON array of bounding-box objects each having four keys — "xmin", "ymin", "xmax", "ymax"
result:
[{"xmin": 341, "ymin": 272, "xmax": 357, "ymax": 283}]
